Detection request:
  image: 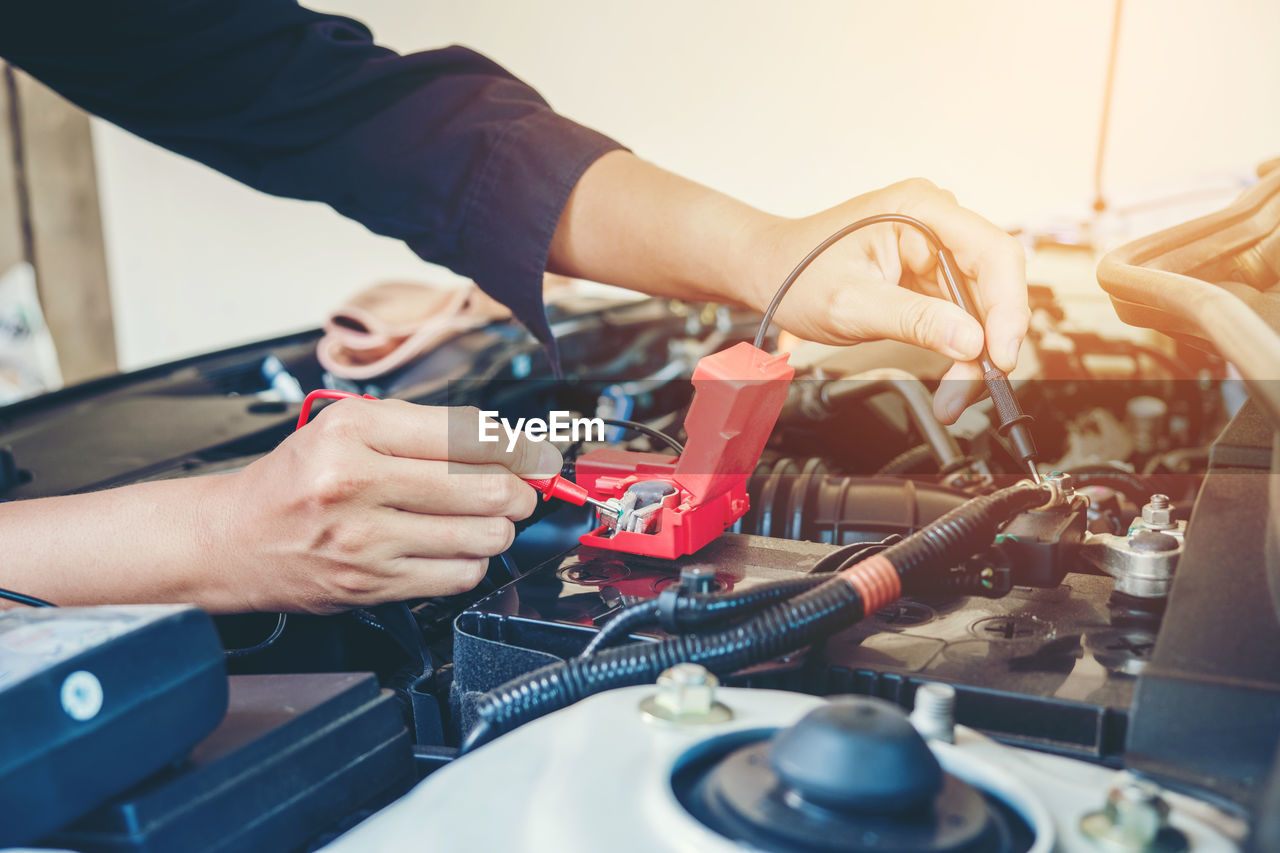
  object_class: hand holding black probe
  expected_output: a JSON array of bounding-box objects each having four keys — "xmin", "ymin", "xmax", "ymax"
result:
[
  {"xmin": 934, "ymin": 249, "xmax": 1040, "ymax": 482},
  {"xmin": 754, "ymin": 212, "xmax": 1039, "ymax": 481}
]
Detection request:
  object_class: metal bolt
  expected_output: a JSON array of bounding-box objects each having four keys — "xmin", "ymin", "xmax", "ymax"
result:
[
  {"xmin": 679, "ymin": 565, "xmax": 717, "ymax": 594},
  {"xmin": 1040, "ymin": 470, "xmax": 1075, "ymax": 507},
  {"xmin": 910, "ymin": 682, "xmax": 956, "ymax": 743},
  {"xmin": 641, "ymin": 663, "xmax": 734, "ymax": 724},
  {"xmin": 1080, "ymin": 776, "xmax": 1187, "ymax": 852},
  {"xmin": 1141, "ymin": 495, "xmax": 1175, "ymax": 530},
  {"xmin": 1046, "ymin": 470, "xmax": 1075, "ymax": 491},
  {"xmin": 655, "ymin": 663, "xmax": 716, "ymax": 715},
  {"xmin": 1108, "ymin": 780, "xmax": 1169, "ymax": 842}
]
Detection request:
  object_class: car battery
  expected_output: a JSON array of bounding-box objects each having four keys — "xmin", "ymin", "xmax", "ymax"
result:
[{"xmin": 452, "ymin": 533, "xmax": 1138, "ymax": 762}]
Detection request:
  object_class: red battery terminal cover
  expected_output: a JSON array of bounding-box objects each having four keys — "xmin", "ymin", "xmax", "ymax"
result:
[{"xmin": 576, "ymin": 341, "xmax": 794, "ymax": 559}]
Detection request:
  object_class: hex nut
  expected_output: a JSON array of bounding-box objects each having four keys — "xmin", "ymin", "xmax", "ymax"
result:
[
  {"xmin": 1140, "ymin": 496, "xmax": 1174, "ymax": 530},
  {"xmin": 641, "ymin": 663, "xmax": 734, "ymax": 724}
]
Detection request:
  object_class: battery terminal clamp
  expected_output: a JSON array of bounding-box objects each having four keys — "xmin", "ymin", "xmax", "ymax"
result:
[{"xmin": 576, "ymin": 342, "xmax": 794, "ymax": 559}]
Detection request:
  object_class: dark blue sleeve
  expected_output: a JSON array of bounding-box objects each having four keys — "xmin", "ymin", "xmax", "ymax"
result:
[{"xmin": 0, "ymin": 0, "xmax": 625, "ymax": 348}]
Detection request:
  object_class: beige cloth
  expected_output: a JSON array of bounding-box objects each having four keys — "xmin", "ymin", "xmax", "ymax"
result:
[{"xmin": 317, "ymin": 281, "xmax": 511, "ymax": 380}]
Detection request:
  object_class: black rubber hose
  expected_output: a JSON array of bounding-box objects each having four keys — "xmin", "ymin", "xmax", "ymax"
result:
[
  {"xmin": 873, "ymin": 482, "xmax": 1046, "ymax": 577},
  {"xmin": 877, "ymin": 443, "xmax": 936, "ymax": 475},
  {"xmin": 811, "ymin": 535, "xmax": 903, "ymax": 573},
  {"xmin": 666, "ymin": 575, "xmax": 830, "ymax": 629},
  {"xmin": 582, "ymin": 539, "xmax": 905, "ymax": 659},
  {"xmin": 464, "ymin": 578, "xmax": 865, "ymax": 753},
  {"xmin": 820, "ymin": 373, "xmax": 964, "ymax": 471},
  {"xmin": 1065, "ymin": 465, "xmax": 1152, "ymax": 505},
  {"xmin": 462, "ymin": 483, "xmax": 1044, "ymax": 752},
  {"xmin": 580, "ymin": 575, "xmax": 832, "ymax": 659},
  {"xmin": 579, "ymin": 600, "xmax": 661, "ymax": 658}
]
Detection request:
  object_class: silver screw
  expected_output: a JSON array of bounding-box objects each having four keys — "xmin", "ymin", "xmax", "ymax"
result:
[
  {"xmin": 1141, "ymin": 495, "xmax": 1175, "ymax": 530},
  {"xmin": 910, "ymin": 682, "xmax": 956, "ymax": 743}
]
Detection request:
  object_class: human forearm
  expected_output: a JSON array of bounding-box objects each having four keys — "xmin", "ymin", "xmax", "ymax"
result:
[
  {"xmin": 549, "ymin": 152, "xmax": 1030, "ymax": 423},
  {"xmin": 0, "ymin": 476, "xmax": 245, "ymax": 612},
  {"xmin": 548, "ymin": 151, "xmax": 778, "ymax": 311},
  {"xmin": 0, "ymin": 400, "xmax": 562, "ymax": 615}
]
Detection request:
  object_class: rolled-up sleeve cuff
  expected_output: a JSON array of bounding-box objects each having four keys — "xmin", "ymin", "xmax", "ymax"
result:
[{"xmin": 454, "ymin": 109, "xmax": 625, "ymax": 363}]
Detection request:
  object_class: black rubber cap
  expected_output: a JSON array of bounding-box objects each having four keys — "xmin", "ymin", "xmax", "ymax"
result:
[{"xmin": 770, "ymin": 697, "xmax": 943, "ymax": 812}]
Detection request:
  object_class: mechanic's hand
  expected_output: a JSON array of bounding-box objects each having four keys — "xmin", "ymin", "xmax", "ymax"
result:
[
  {"xmin": 214, "ymin": 399, "xmax": 561, "ymax": 614},
  {"xmin": 749, "ymin": 178, "xmax": 1029, "ymax": 424}
]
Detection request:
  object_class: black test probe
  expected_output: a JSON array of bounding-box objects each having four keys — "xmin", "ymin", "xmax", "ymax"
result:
[
  {"xmin": 753, "ymin": 213, "xmax": 1040, "ymax": 482},
  {"xmin": 934, "ymin": 247, "xmax": 1040, "ymax": 482}
]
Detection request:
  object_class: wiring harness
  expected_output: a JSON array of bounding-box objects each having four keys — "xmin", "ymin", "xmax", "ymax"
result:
[
  {"xmin": 461, "ymin": 480, "xmax": 1048, "ymax": 752},
  {"xmin": 579, "ymin": 536, "xmax": 904, "ymax": 658}
]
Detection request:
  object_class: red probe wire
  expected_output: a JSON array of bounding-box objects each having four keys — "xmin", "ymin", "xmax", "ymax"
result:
[{"xmin": 294, "ymin": 389, "xmax": 601, "ymax": 508}]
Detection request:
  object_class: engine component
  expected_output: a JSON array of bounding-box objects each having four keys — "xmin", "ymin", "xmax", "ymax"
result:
[
  {"xmin": 455, "ymin": 524, "xmax": 1143, "ymax": 761},
  {"xmin": 739, "ymin": 458, "xmax": 969, "ymax": 543},
  {"xmin": 319, "ymin": 685, "xmax": 1240, "ymax": 852},
  {"xmin": 577, "ymin": 342, "xmax": 795, "ymax": 559},
  {"xmin": 782, "ymin": 368, "xmax": 967, "ymax": 473},
  {"xmin": 684, "ymin": 697, "xmax": 1013, "ymax": 853},
  {"xmin": 637, "ymin": 662, "xmax": 732, "ymax": 724},
  {"xmin": 582, "ymin": 571, "xmax": 834, "ymax": 659},
  {"xmin": 1134, "ymin": 494, "xmax": 1179, "ymax": 533},
  {"xmin": 993, "ymin": 488, "xmax": 1090, "ymax": 587},
  {"xmin": 911, "ymin": 681, "xmax": 958, "ymax": 743},
  {"xmin": 0, "ymin": 606, "xmax": 228, "ymax": 847},
  {"xmin": 459, "ymin": 483, "xmax": 1058, "ymax": 753},
  {"xmin": 1081, "ymin": 527, "xmax": 1184, "ymax": 599},
  {"xmin": 602, "ymin": 478, "xmax": 678, "ymax": 533},
  {"xmin": 1127, "ymin": 396, "xmax": 1170, "ymax": 457},
  {"xmin": 1124, "ymin": 400, "xmax": 1280, "ymax": 809},
  {"xmin": 49, "ymin": 673, "xmax": 413, "ymax": 853},
  {"xmin": 1097, "ymin": 164, "xmax": 1280, "ymax": 427},
  {"xmin": 1079, "ymin": 775, "xmax": 1189, "ymax": 853}
]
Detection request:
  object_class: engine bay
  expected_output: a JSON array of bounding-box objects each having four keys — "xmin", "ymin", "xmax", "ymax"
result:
[{"xmin": 3, "ymin": 177, "xmax": 1280, "ymax": 851}]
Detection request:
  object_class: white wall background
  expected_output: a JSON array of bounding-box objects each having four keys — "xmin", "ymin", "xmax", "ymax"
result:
[{"xmin": 91, "ymin": 0, "xmax": 1280, "ymax": 369}]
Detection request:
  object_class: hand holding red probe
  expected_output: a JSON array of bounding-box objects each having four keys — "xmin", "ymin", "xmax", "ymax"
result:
[{"xmin": 212, "ymin": 391, "xmax": 564, "ymax": 613}]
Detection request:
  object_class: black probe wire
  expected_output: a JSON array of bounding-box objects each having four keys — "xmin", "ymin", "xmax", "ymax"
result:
[
  {"xmin": 756, "ymin": 213, "xmax": 1041, "ymax": 481},
  {"xmin": 223, "ymin": 613, "xmax": 288, "ymax": 659},
  {"xmin": 0, "ymin": 586, "xmax": 55, "ymax": 608},
  {"xmin": 599, "ymin": 416, "xmax": 685, "ymax": 455},
  {"xmin": 0, "ymin": 578, "xmax": 285, "ymax": 658},
  {"xmin": 752, "ymin": 214, "xmax": 945, "ymax": 350}
]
